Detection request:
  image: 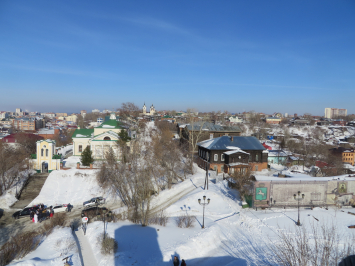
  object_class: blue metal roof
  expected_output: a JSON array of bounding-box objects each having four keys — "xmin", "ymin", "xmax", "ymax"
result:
[{"xmin": 198, "ymin": 136, "xmax": 265, "ymax": 151}]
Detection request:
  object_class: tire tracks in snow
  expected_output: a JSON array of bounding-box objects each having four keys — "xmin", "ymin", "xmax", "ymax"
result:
[{"xmin": 149, "ymin": 179, "xmax": 205, "ymax": 215}]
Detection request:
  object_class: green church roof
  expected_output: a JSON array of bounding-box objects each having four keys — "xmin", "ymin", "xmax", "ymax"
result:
[
  {"xmin": 96, "ymin": 118, "xmax": 122, "ymax": 129},
  {"xmin": 72, "ymin": 128, "xmax": 94, "ymax": 138}
]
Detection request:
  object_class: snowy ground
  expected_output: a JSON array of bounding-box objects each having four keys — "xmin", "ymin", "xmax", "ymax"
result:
[
  {"xmin": 82, "ymin": 178, "xmax": 355, "ymax": 266},
  {"xmin": 8, "ymin": 227, "xmax": 82, "ymax": 266},
  {"xmin": 28, "ymin": 169, "xmax": 118, "ymax": 208},
  {"xmin": 8, "ymin": 163, "xmax": 355, "ymax": 265},
  {"xmin": 63, "ymin": 156, "xmax": 102, "ymax": 168}
]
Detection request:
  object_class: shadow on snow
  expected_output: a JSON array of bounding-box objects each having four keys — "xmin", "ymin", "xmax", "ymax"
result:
[{"xmin": 114, "ymin": 225, "xmax": 249, "ymax": 266}]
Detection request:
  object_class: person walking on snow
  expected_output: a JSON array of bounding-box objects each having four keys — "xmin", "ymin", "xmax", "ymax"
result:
[
  {"xmin": 181, "ymin": 259, "xmax": 186, "ymax": 266},
  {"xmin": 173, "ymin": 256, "xmax": 180, "ymax": 266},
  {"xmin": 49, "ymin": 206, "xmax": 54, "ymax": 218}
]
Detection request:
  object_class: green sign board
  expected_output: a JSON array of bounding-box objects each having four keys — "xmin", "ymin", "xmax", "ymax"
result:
[{"xmin": 255, "ymin": 187, "xmax": 267, "ymax": 201}]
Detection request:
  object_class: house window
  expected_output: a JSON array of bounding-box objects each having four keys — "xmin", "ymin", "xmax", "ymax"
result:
[
  {"xmin": 221, "ymin": 154, "xmax": 225, "ymax": 161},
  {"xmin": 214, "ymin": 154, "xmax": 218, "ymax": 161},
  {"xmin": 249, "ymin": 154, "xmax": 252, "ymax": 161},
  {"xmin": 221, "ymin": 165, "xmax": 224, "ymax": 172},
  {"xmin": 214, "ymin": 166, "xmax": 217, "ymax": 171},
  {"xmin": 104, "ymin": 136, "xmax": 111, "ymax": 140},
  {"xmin": 79, "ymin": 145, "xmax": 82, "ymax": 152},
  {"xmin": 210, "ymin": 133, "xmax": 213, "ymax": 139},
  {"xmin": 41, "ymin": 149, "xmax": 44, "ymax": 156},
  {"xmin": 46, "ymin": 149, "xmax": 48, "ymax": 157},
  {"xmin": 256, "ymin": 154, "xmax": 259, "ymax": 162},
  {"xmin": 206, "ymin": 152, "xmax": 209, "ymax": 161},
  {"xmin": 255, "ymin": 165, "xmax": 258, "ymax": 171},
  {"xmin": 230, "ymin": 168, "xmax": 234, "ymax": 174}
]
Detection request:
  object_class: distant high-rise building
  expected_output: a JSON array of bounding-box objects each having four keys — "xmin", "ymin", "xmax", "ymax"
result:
[
  {"xmin": 15, "ymin": 108, "xmax": 22, "ymax": 115},
  {"xmin": 324, "ymin": 108, "xmax": 347, "ymax": 119},
  {"xmin": 338, "ymin": 109, "xmax": 347, "ymax": 117},
  {"xmin": 285, "ymin": 113, "xmax": 288, "ymax": 118}
]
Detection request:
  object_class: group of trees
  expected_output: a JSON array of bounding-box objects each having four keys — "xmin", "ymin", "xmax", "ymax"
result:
[
  {"xmin": 96, "ymin": 124, "xmax": 191, "ymax": 226},
  {"xmin": 0, "ymin": 140, "xmax": 29, "ymax": 196}
]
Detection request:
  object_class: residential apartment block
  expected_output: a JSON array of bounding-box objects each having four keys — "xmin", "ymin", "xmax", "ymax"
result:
[
  {"xmin": 13, "ymin": 117, "xmax": 36, "ymax": 131},
  {"xmin": 12, "ymin": 117, "xmax": 44, "ymax": 131},
  {"xmin": 325, "ymin": 108, "xmax": 347, "ymax": 119}
]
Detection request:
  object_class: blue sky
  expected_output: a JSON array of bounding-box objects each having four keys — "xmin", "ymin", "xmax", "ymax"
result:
[{"xmin": 0, "ymin": 1, "xmax": 354, "ymax": 115}]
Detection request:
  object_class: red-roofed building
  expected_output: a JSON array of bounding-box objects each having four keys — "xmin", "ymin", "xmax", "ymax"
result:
[
  {"xmin": 262, "ymin": 142, "xmax": 272, "ymax": 150},
  {"xmin": 1, "ymin": 133, "xmax": 44, "ymax": 146}
]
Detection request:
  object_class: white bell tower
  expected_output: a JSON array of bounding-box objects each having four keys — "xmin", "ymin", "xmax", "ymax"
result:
[
  {"xmin": 110, "ymin": 112, "xmax": 116, "ymax": 120},
  {"xmin": 150, "ymin": 104, "xmax": 155, "ymax": 115}
]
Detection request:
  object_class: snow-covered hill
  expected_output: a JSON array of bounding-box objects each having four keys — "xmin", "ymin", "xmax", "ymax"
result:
[{"xmin": 28, "ymin": 169, "xmax": 117, "ymax": 207}]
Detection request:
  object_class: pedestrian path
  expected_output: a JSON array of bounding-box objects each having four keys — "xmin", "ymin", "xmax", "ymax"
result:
[{"xmin": 74, "ymin": 228, "xmax": 98, "ymax": 266}]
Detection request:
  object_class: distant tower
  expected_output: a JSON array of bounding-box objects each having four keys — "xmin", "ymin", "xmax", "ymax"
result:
[
  {"xmin": 285, "ymin": 113, "xmax": 288, "ymax": 118},
  {"xmin": 143, "ymin": 103, "xmax": 147, "ymax": 115},
  {"xmin": 150, "ymin": 104, "xmax": 155, "ymax": 115}
]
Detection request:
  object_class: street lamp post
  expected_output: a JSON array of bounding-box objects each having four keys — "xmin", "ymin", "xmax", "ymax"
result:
[
  {"xmin": 15, "ymin": 176, "xmax": 18, "ymax": 198},
  {"xmin": 294, "ymin": 191, "xmax": 305, "ymax": 226},
  {"xmin": 103, "ymin": 209, "xmax": 107, "ymax": 239},
  {"xmin": 198, "ymin": 195, "xmax": 210, "ymax": 229}
]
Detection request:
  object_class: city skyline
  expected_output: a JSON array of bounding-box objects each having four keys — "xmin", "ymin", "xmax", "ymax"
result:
[{"xmin": 1, "ymin": 1, "xmax": 355, "ymax": 114}]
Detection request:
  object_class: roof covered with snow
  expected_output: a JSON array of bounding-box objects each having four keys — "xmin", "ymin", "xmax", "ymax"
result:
[
  {"xmin": 198, "ymin": 136, "xmax": 265, "ymax": 151},
  {"xmin": 268, "ymin": 150, "xmax": 288, "ymax": 157},
  {"xmin": 179, "ymin": 122, "xmax": 241, "ymax": 133},
  {"xmin": 224, "ymin": 147, "xmax": 249, "ymax": 155}
]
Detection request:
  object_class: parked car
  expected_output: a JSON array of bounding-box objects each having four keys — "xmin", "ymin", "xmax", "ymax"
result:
[
  {"xmin": 12, "ymin": 206, "xmax": 40, "ymax": 219},
  {"xmin": 81, "ymin": 206, "xmax": 108, "ymax": 219},
  {"xmin": 52, "ymin": 204, "xmax": 69, "ymax": 213},
  {"xmin": 83, "ymin": 197, "xmax": 105, "ymax": 208}
]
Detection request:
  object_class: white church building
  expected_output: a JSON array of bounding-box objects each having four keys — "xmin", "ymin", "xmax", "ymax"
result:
[{"xmin": 72, "ymin": 113, "xmax": 122, "ymax": 159}]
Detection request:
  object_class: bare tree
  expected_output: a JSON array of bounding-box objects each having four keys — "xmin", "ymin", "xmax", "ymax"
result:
[
  {"xmin": 96, "ymin": 135, "xmax": 158, "ymax": 226},
  {"xmin": 76, "ymin": 114, "xmax": 85, "ymax": 129},
  {"xmin": 229, "ymin": 168, "xmax": 255, "ymax": 199},
  {"xmin": 269, "ymin": 223, "xmax": 355, "ymax": 266},
  {"xmin": 151, "ymin": 127, "xmax": 190, "ymax": 189},
  {"xmin": 117, "ymin": 102, "xmax": 140, "ymax": 120},
  {"xmin": 0, "ymin": 142, "xmax": 27, "ymax": 196},
  {"xmin": 182, "ymin": 108, "xmax": 209, "ymax": 172},
  {"xmin": 15, "ymin": 133, "xmax": 43, "ymax": 155}
]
